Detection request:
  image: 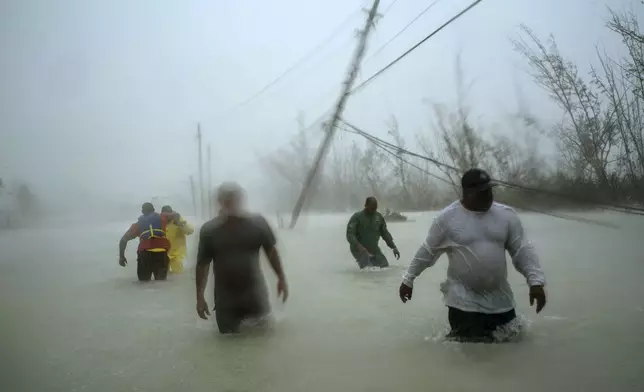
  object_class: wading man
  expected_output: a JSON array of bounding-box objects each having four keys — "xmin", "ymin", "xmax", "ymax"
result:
[
  {"xmin": 195, "ymin": 182, "xmax": 288, "ymax": 334},
  {"xmin": 119, "ymin": 202, "xmax": 179, "ymax": 282},
  {"xmin": 399, "ymin": 169, "xmax": 547, "ymax": 342},
  {"xmin": 346, "ymin": 196, "xmax": 400, "ymax": 269}
]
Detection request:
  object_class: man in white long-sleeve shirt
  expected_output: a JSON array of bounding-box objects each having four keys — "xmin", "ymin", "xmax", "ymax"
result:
[{"xmin": 399, "ymin": 168, "xmax": 547, "ymax": 342}]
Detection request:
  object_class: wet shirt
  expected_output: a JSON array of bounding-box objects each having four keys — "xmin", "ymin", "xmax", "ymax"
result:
[
  {"xmin": 402, "ymin": 201, "xmax": 546, "ymax": 314},
  {"xmin": 346, "ymin": 210, "xmax": 396, "ymax": 256},
  {"xmin": 197, "ymin": 214, "xmax": 276, "ymax": 311}
]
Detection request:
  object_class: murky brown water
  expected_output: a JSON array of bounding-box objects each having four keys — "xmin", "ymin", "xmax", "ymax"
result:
[{"xmin": 1, "ymin": 210, "xmax": 643, "ymax": 391}]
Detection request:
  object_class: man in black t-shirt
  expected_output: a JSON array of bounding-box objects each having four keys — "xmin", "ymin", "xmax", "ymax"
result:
[{"xmin": 195, "ymin": 182, "xmax": 289, "ymax": 334}]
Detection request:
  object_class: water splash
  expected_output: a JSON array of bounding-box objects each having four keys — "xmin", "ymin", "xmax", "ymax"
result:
[
  {"xmin": 360, "ymin": 266, "xmax": 391, "ymax": 272},
  {"xmin": 423, "ymin": 314, "xmax": 532, "ymax": 344}
]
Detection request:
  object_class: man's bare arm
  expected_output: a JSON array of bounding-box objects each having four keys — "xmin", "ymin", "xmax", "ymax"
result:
[
  {"xmin": 379, "ymin": 218, "xmax": 397, "ymax": 250},
  {"xmin": 195, "ymin": 223, "xmax": 215, "ymax": 299},
  {"xmin": 196, "ymin": 262, "xmax": 210, "ymax": 298},
  {"xmin": 264, "ymin": 246, "xmax": 286, "ymax": 281},
  {"xmin": 119, "ymin": 230, "xmax": 137, "ymax": 259}
]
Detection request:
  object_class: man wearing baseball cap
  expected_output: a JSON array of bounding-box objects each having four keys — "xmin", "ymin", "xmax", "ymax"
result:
[{"xmin": 398, "ymin": 168, "xmax": 547, "ymax": 342}]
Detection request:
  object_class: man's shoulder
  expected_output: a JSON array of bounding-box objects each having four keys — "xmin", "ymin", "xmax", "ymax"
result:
[
  {"xmin": 202, "ymin": 213, "xmax": 269, "ymax": 231},
  {"xmin": 246, "ymin": 213, "xmax": 272, "ymax": 229},
  {"xmin": 490, "ymin": 202, "xmax": 519, "ymax": 218},
  {"xmin": 374, "ymin": 211, "xmax": 386, "ymax": 223},
  {"xmin": 434, "ymin": 200, "xmax": 462, "ymax": 220},
  {"xmin": 200, "ymin": 217, "xmax": 225, "ymax": 234},
  {"xmin": 350, "ymin": 210, "xmax": 364, "ymax": 220}
]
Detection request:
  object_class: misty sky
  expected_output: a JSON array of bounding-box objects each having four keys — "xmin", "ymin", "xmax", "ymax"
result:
[{"xmin": 0, "ymin": 0, "xmax": 637, "ymax": 209}]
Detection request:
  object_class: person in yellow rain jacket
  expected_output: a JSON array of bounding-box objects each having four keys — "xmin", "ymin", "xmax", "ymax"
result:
[{"xmin": 161, "ymin": 205, "xmax": 194, "ymax": 273}]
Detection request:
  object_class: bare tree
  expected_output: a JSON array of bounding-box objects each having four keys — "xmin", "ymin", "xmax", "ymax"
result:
[
  {"xmin": 590, "ymin": 8, "xmax": 644, "ymax": 199},
  {"xmin": 386, "ymin": 115, "xmax": 413, "ymax": 207},
  {"xmin": 513, "ymin": 26, "xmax": 617, "ymax": 187}
]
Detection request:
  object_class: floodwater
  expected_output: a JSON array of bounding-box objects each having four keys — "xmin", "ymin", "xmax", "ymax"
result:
[{"xmin": 1, "ymin": 210, "xmax": 644, "ymax": 392}]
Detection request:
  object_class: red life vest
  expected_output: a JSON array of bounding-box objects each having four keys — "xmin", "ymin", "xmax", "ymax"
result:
[{"xmin": 136, "ymin": 212, "xmax": 170, "ymax": 250}]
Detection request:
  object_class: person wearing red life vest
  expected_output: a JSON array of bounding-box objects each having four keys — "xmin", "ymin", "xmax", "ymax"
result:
[{"xmin": 118, "ymin": 202, "xmax": 180, "ymax": 281}]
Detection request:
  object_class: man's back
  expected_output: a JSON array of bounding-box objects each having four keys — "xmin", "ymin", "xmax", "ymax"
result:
[{"xmin": 199, "ymin": 213, "xmax": 275, "ymax": 305}]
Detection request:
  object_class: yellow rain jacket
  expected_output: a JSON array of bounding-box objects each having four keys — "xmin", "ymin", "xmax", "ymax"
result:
[{"xmin": 165, "ymin": 217, "xmax": 194, "ymax": 273}]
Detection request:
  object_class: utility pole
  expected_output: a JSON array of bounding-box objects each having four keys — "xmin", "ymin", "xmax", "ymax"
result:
[
  {"xmin": 207, "ymin": 143, "xmax": 213, "ymax": 219},
  {"xmin": 197, "ymin": 123, "xmax": 205, "ymax": 220},
  {"xmin": 288, "ymin": 0, "xmax": 381, "ymax": 229},
  {"xmin": 189, "ymin": 175, "xmax": 197, "ymax": 217}
]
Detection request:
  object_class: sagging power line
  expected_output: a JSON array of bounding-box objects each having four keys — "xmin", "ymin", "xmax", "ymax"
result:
[
  {"xmin": 339, "ymin": 124, "xmax": 622, "ymax": 229},
  {"xmin": 200, "ymin": 9, "xmax": 363, "ymax": 126},
  {"xmin": 352, "ymin": 0, "xmax": 484, "ymax": 94},
  {"xmin": 339, "ymin": 118, "xmax": 644, "ymax": 217},
  {"xmin": 200, "ymin": 0, "xmax": 405, "ymax": 128},
  {"xmin": 366, "ymin": 0, "xmax": 445, "ymax": 61}
]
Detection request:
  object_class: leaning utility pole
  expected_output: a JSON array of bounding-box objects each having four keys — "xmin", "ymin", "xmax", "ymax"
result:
[
  {"xmin": 197, "ymin": 123, "xmax": 205, "ymax": 220},
  {"xmin": 288, "ymin": 0, "xmax": 381, "ymax": 229},
  {"xmin": 207, "ymin": 143, "xmax": 213, "ymax": 219}
]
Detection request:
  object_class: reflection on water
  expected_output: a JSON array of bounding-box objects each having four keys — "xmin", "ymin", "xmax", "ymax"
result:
[{"xmin": 1, "ymin": 211, "xmax": 644, "ymax": 391}]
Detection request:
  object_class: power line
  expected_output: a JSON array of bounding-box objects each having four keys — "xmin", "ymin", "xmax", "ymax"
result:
[
  {"xmin": 342, "ymin": 124, "xmax": 622, "ymax": 228},
  {"xmin": 352, "ymin": 0, "xmax": 484, "ymax": 94},
  {"xmin": 338, "ymin": 124, "xmax": 453, "ymax": 185},
  {"xmin": 382, "ymin": 0, "xmax": 404, "ymax": 14},
  {"xmin": 215, "ymin": 0, "xmax": 460, "ymax": 180},
  {"xmin": 366, "ymin": 0, "xmax": 445, "ymax": 61},
  {"xmin": 339, "ymin": 117, "xmax": 644, "ymax": 216},
  {"xmin": 201, "ymin": 0, "xmax": 407, "ymax": 128},
  {"xmin": 200, "ymin": 9, "xmax": 363, "ymax": 125}
]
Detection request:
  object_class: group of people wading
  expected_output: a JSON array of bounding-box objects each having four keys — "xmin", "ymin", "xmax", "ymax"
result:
[
  {"xmin": 119, "ymin": 203, "xmax": 194, "ymax": 281},
  {"xmin": 118, "ymin": 169, "xmax": 547, "ymax": 342}
]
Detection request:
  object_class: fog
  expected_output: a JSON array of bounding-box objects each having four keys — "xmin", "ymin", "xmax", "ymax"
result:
[
  {"xmin": 0, "ymin": 0, "xmax": 636, "ymax": 219},
  {"xmin": 2, "ymin": 1, "xmax": 644, "ymax": 390}
]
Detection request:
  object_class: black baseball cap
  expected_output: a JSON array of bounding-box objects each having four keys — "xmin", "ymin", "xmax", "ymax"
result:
[{"xmin": 461, "ymin": 168, "xmax": 497, "ymax": 191}]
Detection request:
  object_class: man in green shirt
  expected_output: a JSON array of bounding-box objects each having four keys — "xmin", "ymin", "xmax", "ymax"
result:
[{"xmin": 346, "ymin": 197, "xmax": 400, "ymax": 269}]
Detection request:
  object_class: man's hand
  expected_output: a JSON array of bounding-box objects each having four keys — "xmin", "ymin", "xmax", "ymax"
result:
[
  {"xmin": 119, "ymin": 256, "xmax": 127, "ymax": 267},
  {"xmin": 393, "ymin": 248, "xmax": 400, "ymax": 260},
  {"xmin": 197, "ymin": 296, "xmax": 211, "ymax": 320},
  {"xmin": 277, "ymin": 278, "xmax": 289, "ymax": 303},
  {"xmin": 399, "ymin": 282, "xmax": 413, "ymax": 303},
  {"xmin": 529, "ymin": 285, "xmax": 547, "ymax": 313},
  {"xmin": 357, "ymin": 244, "xmax": 371, "ymax": 256}
]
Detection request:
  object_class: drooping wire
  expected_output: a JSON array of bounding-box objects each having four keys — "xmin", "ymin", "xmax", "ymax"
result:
[
  {"xmin": 352, "ymin": 0, "xmax": 484, "ymax": 94},
  {"xmin": 199, "ymin": 9, "xmax": 363, "ymax": 126},
  {"xmin": 338, "ymin": 125, "xmax": 453, "ymax": 185},
  {"xmin": 200, "ymin": 0, "xmax": 408, "ymax": 128},
  {"xmin": 340, "ymin": 124, "xmax": 622, "ymax": 229},
  {"xmin": 366, "ymin": 0, "xmax": 445, "ymax": 61},
  {"xmin": 339, "ymin": 117, "xmax": 644, "ymax": 217}
]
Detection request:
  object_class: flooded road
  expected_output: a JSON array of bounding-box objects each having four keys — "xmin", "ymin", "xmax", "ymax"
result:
[{"xmin": 1, "ymin": 211, "xmax": 644, "ymax": 391}]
